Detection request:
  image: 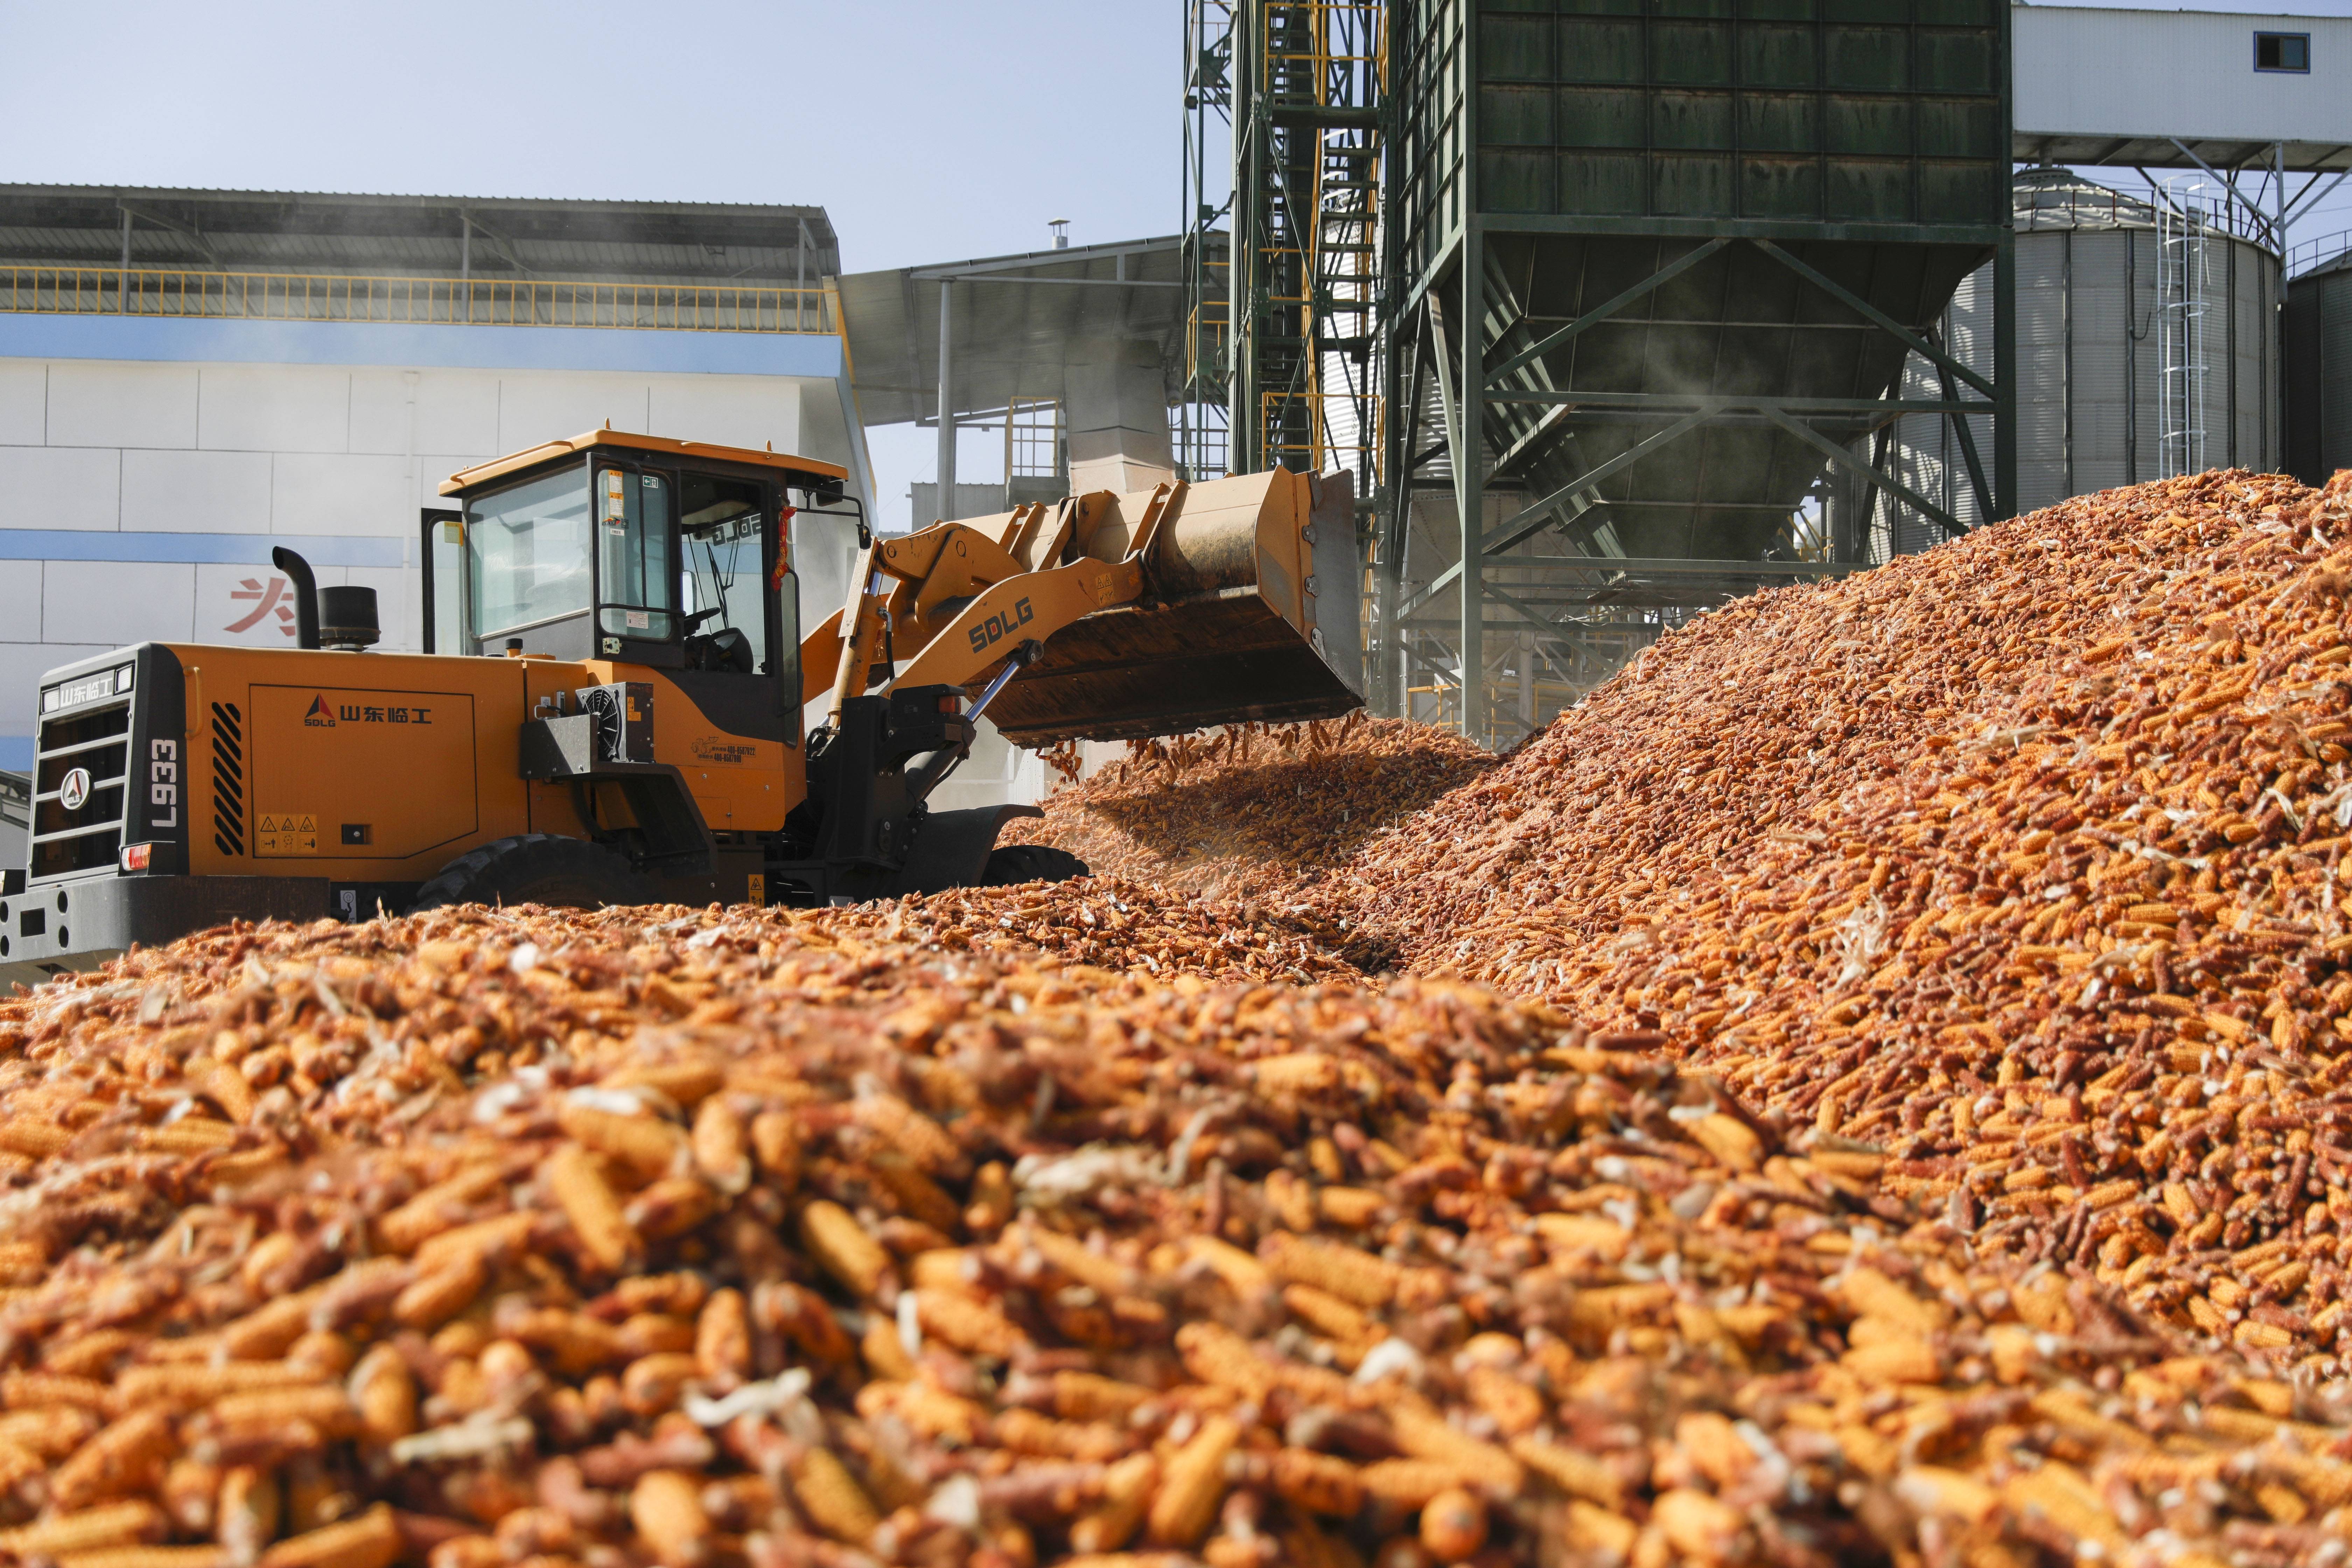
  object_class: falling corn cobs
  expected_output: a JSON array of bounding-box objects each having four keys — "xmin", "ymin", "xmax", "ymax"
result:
[
  {"xmin": 10, "ymin": 472, "xmax": 2352, "ymax": 1567},
  {"xmin": 1002, "ymin": 716, "xmax": 1493, "ymax": 905}
]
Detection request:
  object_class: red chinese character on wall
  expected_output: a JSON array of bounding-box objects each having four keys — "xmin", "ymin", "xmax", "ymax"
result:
[{"xmin": 227, "ymin": 576, "xmax": 298, "ymax": 636}]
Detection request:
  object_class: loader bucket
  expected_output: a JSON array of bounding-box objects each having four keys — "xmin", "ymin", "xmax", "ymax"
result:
[{"xmin": 981, "ymin": 468, "xmax": 1365, "ymax": 748}]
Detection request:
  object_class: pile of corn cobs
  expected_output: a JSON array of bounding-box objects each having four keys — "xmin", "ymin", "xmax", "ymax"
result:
[
  {"xmin": 5, "ymin": 897, "xmax": 2345, "ymax": 1568},
  {"xmin": 14, "ymin": 472, "xmax": 2352, "ymax": 1568},
  {"xmin": 1338, "ymin": 471, "xmax": 2352, "ymax": 1381}
]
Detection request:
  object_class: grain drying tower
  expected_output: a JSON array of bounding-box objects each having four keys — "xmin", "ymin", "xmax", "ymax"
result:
[{"xmin": 1369, "ymin": 0, "xmax": 2014, "ymax": 739}]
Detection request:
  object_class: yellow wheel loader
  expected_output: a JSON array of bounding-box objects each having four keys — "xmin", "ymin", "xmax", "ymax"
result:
[{"xmin": 2, "ymin": 430, "xmax": 1362, "ymax": 985}]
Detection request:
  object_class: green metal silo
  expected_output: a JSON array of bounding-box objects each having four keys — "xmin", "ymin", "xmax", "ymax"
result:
[{"xmin": 1375, "ymin": 0, "xmax": 2014, "ymax": 736}]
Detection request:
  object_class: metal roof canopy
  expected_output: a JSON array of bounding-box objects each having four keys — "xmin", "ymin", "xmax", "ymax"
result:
[
  {"xmin": 2012, "ymin": 5, "xmax": 2352, "ymax": 173},
  {"xmin": 838, "ymin": 234, "xmax": 1215, "ymax": 428},
  {"xmin": 2019, "ymin": 133, "xmax": 2352, "ymax": 173},
  {"xmin": 0, "ymin": 184, "xmax": 838, "ymax": 284}
]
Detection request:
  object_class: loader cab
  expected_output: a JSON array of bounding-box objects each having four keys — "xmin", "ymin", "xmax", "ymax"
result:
[{"xmin": 422, "ymin": 431, "xmax": 861, "ymax": 743}]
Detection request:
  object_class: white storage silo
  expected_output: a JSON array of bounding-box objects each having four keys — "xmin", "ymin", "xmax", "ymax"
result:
[{"xmin": 1862, "ymin": 169, "xmax": 2281, "ymax": 560}]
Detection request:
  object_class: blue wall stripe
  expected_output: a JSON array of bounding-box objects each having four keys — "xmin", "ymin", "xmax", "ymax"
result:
[
  {"xmin": 0, "ymin": 313, "xmax": 844, "ymax": 378},
  {"xmin": 0, "ymin": 529, "xmax": 408, "ymax": 567}
]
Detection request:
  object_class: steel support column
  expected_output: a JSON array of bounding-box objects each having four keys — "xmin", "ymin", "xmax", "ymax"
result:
[
  {"xmin": 936, "ymin": 280, "xmax": 956, "ymax": 515},
  {"xmin": 1993, "ymin": 223, "xmax": 2018, "ymax": 520},
  {"xmin": 1452, "ymin": 1, "xmax": 1482, "ymax": 744},
  {"xmin": 1229, "ymin": 0, "xmax": 1262, "ymax": 473},
  {"xmin": 1377, "ymin": 319, "xmax": 1416, "ymax": 716},
  {"xmin": 1457, "ymin": 231, "xmax": 1485, "ymax": 743}
]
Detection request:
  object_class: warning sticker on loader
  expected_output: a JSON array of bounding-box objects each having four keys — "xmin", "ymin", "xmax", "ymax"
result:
[{"xmin": 258, "ymin": 813, "xmax": 320, "ymax": 856}]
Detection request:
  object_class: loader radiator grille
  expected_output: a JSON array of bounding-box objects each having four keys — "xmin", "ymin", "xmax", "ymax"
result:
[
  {"xmin": 31, "ymin": 699, "xmax": 131, "ymax": 879},
  {"xmin": 211, "ymin": 702, "xmax": 245, "ymax": 857}
]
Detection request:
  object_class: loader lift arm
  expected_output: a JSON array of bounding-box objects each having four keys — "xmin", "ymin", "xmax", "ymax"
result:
[
  {"xmin": 798, "ymin": 468, "xmax": 1360, "ymax": 756},
  {"xmin": 814, "ymin": 484, "xmax": 1184, "ymax": 717}
]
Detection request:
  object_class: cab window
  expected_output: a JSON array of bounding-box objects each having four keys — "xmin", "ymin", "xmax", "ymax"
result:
[
  {"xmin": 679, "ymin": 474, "xmax": 769, "ymax": 674},
  {"xmin": 596, "ymin": 467, "xmax": 677, "ymax": 640},
  {"xmin": 466, "ymin": 467, "xmax": 592, "ymax": 640}
]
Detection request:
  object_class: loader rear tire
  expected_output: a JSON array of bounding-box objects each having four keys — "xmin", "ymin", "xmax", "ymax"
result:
[
  {"xmin": 979, "ymin": 843, "xmax": 1090, "ymax": 887},
  {"xmin": 410, "ymin": 834, "xmax": 656, "ymax": 913}
]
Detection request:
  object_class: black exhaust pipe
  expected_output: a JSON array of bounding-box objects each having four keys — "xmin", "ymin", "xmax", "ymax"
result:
[{"xmin": 271, "ymin": 547, "xmax": 320, "ymax": 650}]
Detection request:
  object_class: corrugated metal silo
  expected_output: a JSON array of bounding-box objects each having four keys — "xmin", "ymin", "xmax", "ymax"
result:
[{"xmin": 2288, "ymin": 246, "xmax": 2352, "ymax": 485}]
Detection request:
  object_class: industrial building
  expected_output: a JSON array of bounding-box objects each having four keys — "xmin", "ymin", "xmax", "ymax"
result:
[{"xmin": 0, "ymin": 188, "xmax": 869, "ymax": 776}]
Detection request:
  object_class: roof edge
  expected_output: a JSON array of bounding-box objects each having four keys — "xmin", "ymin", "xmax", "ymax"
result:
[{"xmin": 439, "ymin": 430, "xmax": 849, "ymax": 496}]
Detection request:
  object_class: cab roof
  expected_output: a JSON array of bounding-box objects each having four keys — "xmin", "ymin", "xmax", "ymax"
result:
[{"xmin": 438, "ymin": 429, "xmax": 849, "ymax": 497}]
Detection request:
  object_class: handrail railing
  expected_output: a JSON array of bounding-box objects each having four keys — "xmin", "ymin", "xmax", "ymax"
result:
[
  {"xmin": 2288, "ymin": 230, "xmax": 2352, "ymax": 280},
  {"xmin": 0, "ymin": 266, "xmax": 837, "ymax": 335}
]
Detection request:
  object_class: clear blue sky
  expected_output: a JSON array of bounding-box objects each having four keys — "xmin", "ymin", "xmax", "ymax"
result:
[{"xmin": 1, "ymin": 0, "xmax": 2347, "ymax": 525}]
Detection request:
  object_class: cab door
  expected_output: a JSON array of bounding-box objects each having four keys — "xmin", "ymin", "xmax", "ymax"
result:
[
  {"xmin": 662, "ymin": 471, "xmax": 799, "ymax": 833},
  {"xmin": 593, "ymin": 463, "xmax": 681, "ymax": 663}
]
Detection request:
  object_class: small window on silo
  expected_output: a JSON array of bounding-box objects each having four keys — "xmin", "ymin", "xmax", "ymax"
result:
[{"xmin": 2254, "ymin": 31, "xmax": 2310, "ymax": 72}]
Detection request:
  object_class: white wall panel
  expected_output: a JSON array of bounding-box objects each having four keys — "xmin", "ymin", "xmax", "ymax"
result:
[
  {"xmin": 272, "ymin": 453, "xmax": 412, "ymax": 537},
  {"xmin": 0, "ymin": 364, "xmax": 44, "ymax": 446},
  {"xmin": 121, "ymin": 449, "xmax": 274, "ymax": 534},
  {"xmin": 350, "ymin": 369, "xmax": 503, "ymax": 458},
  {"xmin": 42, "ymin": 560, "xmax": 195, "ymax": 646},
  {"xmin": 0, "ymin": 349, "xmax": 869, "ymax": 752},
  {"xmin": 796, "ymin": 384, "xmax": 856, "ymax": 472},
  {"xmin": 0, "ymin": 562, "xmax": 41, "ymax": 642},
  {"xmin": 647, "ymin": 377, "xmax": 801, "ymax": 454},
  {"xmin": 46, "ymin": 362, "xmax": 198, "ymax": 450},
  {"xmin": 0, "ymin": 447, "xmax": 120, "ymax": 531},
  {"xmin": 2016, "ymin": 7, "xmax": 2352, "ymax": 146},
  {"xmin": 413, "ymin": 453, "xmax": 493, "ymax": 510},
  {"xmin": 497, "ymin": 375, "xmax": 651, "ymax": 453},
  {"xmin": 199, "ymin": 365, "xmax": 352, "ymax": 454},
  {"xmin": 0, "ymin": 642, "xmax": 110, "ymax": 733}
]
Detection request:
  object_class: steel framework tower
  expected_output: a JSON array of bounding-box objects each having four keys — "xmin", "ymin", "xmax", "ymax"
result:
[
  {"xmin": 1182, "ymin": 0, "xmax": 1386, "ymax": 497},
  {"xmin": 1374, "ymin": 0, "xmax": 2016, "ymax": 741}
]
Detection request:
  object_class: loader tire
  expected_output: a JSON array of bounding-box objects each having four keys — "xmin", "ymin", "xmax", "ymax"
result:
[
  {"xmin": 979, "ymin": 843, "xmax": 1090, "ymax": 887},
  {"xmin": 410, "ymin": 833, "xmax": 656, "ymax": 913}
]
